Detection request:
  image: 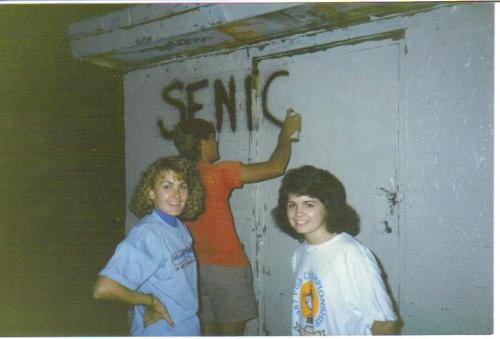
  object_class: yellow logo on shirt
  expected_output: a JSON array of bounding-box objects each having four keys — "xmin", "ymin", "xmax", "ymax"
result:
[
  {"xmin": 293, "ymin": 272, "xmax": 327, "ymax": 335},
  {"xmin": 300, "ymin": 280, "xmax": 318, "ymax": 324}
]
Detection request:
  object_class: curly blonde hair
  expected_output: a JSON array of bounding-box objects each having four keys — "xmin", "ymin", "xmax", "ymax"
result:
[{"xmin": 129, "ymin": 156, "xmax": 205, "ymax": 220}]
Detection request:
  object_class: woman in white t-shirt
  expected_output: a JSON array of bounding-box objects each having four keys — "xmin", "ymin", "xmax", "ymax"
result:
[{"xmin": 272, "ymin": 165, "xmax": 399, "ymax": 335}]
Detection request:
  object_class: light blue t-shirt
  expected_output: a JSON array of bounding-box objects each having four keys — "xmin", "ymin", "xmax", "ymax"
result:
[{"xmin": 100, "ymin": 210, "xmax": 199, "ymax": 336}]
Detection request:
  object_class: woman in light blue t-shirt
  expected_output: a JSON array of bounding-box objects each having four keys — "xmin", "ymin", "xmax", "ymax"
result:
[{"xmin": 93, "ymin": 156, "xmax": 205, "ymax": 336}]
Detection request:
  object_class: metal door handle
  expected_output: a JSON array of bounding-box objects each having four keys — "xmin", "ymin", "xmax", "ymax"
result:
[
  {"xmin": 375, "ymin": 186, "xmax": 400, "ymax": 215},
  {"xmin": 376, "ymin": 220, "xmax": 393, "ymax": 233}
]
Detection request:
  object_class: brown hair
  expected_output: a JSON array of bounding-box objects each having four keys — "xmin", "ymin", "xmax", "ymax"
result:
[
  {"xmin": 272, "ymin": 165, "xmax": 359, "ymax": 239},
  {"xmin": 158, "ymin": 118, "xmax": 216, "ymax": 161}
]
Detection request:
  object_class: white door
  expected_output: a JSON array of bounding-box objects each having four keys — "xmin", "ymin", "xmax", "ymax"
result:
[{"xmin": 254, "ymin": 36, "xmax": 403, "ymax": 335}]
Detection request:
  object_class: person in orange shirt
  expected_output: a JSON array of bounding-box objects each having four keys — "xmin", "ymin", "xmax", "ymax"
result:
[{"xmin": 159, "ymin": 110, "xmax": 301, "ymax": 335}]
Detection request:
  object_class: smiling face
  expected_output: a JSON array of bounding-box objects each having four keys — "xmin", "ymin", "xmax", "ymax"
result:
[
  {"xmin": 148, "ymin": 170, "xmax": 189, "ymax": 216},
  {"xmin": 286, "ymin": 194, "xmax": 336, "ymax": 245}
]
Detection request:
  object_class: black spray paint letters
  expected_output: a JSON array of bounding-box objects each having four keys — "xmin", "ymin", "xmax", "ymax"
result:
[{"xmin": 160, "ymin": 70, "xmax": 288, "ymax": 132}]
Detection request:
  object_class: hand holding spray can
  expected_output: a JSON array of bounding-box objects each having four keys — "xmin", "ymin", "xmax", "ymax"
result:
[{"xmin": 286, "ymin": 108, "xmax": 301, "ymax": 142}]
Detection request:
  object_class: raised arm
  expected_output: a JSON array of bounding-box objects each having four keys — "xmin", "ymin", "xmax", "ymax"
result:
[
  {"xmin": 240, "ymin": 109, "xmax": 301, "ymax": 183},
  {"xmin": 93, "ymin": 275, "xmax": 174, "ymax": 327}
]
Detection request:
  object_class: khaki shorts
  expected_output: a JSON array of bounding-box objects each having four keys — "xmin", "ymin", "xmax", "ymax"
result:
[{"xmin": 199, "ymin": 264, "xmax": 258, "ymax": 324}]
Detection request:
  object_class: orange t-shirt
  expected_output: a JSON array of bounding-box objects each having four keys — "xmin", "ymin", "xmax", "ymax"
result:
[{"xmin": 186, "ymin": 160, "xmax": 249, "ymax": 266}]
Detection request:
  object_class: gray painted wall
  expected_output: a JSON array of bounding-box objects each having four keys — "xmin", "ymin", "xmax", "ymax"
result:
[
  {"xmin": 122, "ymin": 3, "xmax": 492, "ymax": 335},
  {"xmin": 399, "ymin": 5, "xmax": 493, "ymax": 334}
]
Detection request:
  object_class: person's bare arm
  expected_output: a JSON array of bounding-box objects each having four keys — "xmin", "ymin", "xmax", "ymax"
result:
[
  {"xmin": 240, "ymin": 109, "xmax": 301, "ymax": 183},
  {"xmin": 93, "ymin": 275, "xmax": 174, "ymax": 327},
  {"xmin": 371, "ymin": 320, "xmax": 398, "ymax": 335}
]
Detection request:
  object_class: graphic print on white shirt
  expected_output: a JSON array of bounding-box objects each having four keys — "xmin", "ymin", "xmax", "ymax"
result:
[
  {"xmin": 291, "ymin": 233, "xmax": 397, "ymax": 336},
  {"xmin": 292, "ymin": 271, "xmax": 327, "ymax": 336}
]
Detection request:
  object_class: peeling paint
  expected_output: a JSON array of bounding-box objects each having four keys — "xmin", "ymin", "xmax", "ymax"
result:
[
  {"xmin": 252, "ymin": 29, "xmax": 405, "ymax": 74},
  {"xmin": 307, "ymin": 3, "xmax": 343, "ymax": 20},
  {"xmin": 217, "ymin": 20, "xmax": 262, "ymax": 41},
  {"xmin": 156, "ymin": 36, "xmax": 213, "ymax": 52},
  {"xmin": 135, "ymin": 34, "xmax": 153, "ymax": 45},
  {"xmin": 68, "ymin": 5, "xmax": 203, "ymax": 39},
  {"xmin": 69, "ymin": 3, "xmax": 445, "ymax": 71}
]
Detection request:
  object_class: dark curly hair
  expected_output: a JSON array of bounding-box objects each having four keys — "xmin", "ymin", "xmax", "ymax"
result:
[
  {"xmin": 158, "ymin": 118, "xmax": 216, "ymax": 161},
  {"xmin": 272, "ymin": 165, "xmax": 359, "ymax": 239},
  {"xmin": 129, "ymin": 156, "xmax": 205, "ymax": 220}
]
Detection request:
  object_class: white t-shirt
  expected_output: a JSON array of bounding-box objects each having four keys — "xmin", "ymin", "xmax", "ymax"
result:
[{"xmin": 291, "ymin": 232, "xmax": 397, "ymax": 335}]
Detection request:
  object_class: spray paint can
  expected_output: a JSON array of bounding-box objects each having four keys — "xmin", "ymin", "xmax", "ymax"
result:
[{"xmin": 288, "ymin": 108, "xmax": 301, "ymax": 142}]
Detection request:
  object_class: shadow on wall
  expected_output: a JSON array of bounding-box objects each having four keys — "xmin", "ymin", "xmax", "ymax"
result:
[
  {"xmin": 373, "ymin": 254, "xmax": 404, "ymax": 334},
  {"xmin": 0, "ymin": 5, "xmax": 128, "ymax": 336}
]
